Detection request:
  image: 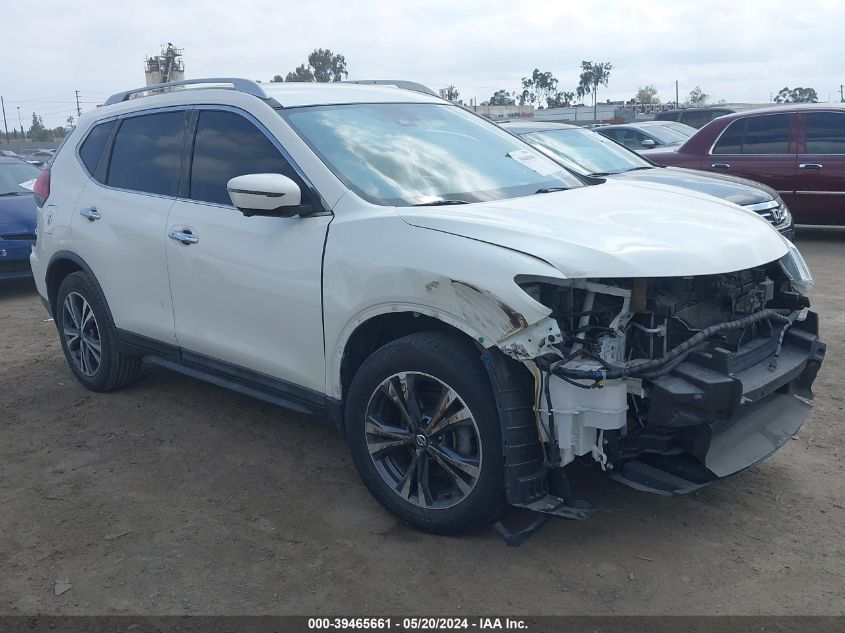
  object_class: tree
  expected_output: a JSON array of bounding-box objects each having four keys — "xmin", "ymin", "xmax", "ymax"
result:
[
  {"xmin": 521, "ymin": 69, "xmax": 560, "ymax": 108},
  {"xmin": 285, "ymin": 64, "xmax": 315, "ymax": 82},
  {"xmin": 307, "ymin": 48, "xmax": 349, "ymax": 82},
  {"xmin": 634, "ymin": 85, "xmax": 660, "ymax": 105},
  {"xmin": 488, "ymin": 89, "xmax": 516, "ymax": 106},
  {"xmin": 271, "ymin": 75, "xmax": 284, "ymax": 83},
  {"xmin": 547, "ymin": 91, "xmax": 575, "ymax": 108},
  {"xmin": 281, "ymin": 48, "xmax": 348, "ymax": 83},
  {"xmin": 576, "ymin": 61, "xmax": 613, "ymax": 120},
  {"xmin": 29, "ymin": 112, "xmax": 52, "ymax": 141},
  {"xmin": 686, "ymin": 86, "xmax": 709, "ymax": 106},
  {"xmin": 445, "ymin": 85, "xmax": 460, "ymax": 102},
  {"xmin": 774, "ymin": 86, "xmax": 818, "ymax": 103}
]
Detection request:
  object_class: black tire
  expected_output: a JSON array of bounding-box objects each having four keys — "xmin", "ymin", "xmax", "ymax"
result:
[
  {"xmin": 345, "ymin": 331, "xmax": 505, "ymax": 534},
  {"xmin": 56, "ymin": 271, "xmax": 142, "ymax": 392}
]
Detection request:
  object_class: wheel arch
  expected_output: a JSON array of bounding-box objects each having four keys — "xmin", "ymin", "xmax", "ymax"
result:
[
  {"xmin": 337, "ymin": 309, "xmax": 483, "ymax": 407},
  {"xmin": 45, "ymin": 251, "xmax": 103, "ymax": 318}
]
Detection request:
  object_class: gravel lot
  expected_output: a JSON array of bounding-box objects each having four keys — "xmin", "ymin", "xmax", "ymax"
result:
[{"xmin": 1, "ymin": 228, "xmax": 843, "ymax": 616}]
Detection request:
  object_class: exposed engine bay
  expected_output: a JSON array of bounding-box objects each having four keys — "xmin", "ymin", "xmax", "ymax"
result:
[{"xmin": 507, "ymin": 246, "xmax": 825, "ymax": 496}]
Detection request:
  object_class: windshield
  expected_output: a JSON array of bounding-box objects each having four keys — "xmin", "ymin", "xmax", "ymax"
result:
[
  {"xmin": 663, "ymin": 122, "xmax": 696, "ymax": 138},
  {"xmin": 281, "ymin": 103, "xmax": 584, "ymax": 206},
  {"xmin": 640, "ymin": 125, "xmax": 689, "ymax": 145},
  {"xmin": 522, "ymin": 128, "xmax": 651, "ymax": 176},
  {"xmin": 0, "ymin": 161, "xmax": 41, "ymax": 195}
]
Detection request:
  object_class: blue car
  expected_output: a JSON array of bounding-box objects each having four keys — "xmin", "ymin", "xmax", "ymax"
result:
[{"xmin": 0, "ymin": 157, "xmax": 41, "ymax": 280}]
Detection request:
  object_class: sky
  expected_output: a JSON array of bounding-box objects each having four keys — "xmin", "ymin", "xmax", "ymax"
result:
[{"xmin": 1, "ymin": 0, "xmax": 843, "ymax": 130}]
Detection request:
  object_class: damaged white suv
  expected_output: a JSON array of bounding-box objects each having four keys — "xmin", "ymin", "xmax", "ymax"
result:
[{"xmin": 30, "ymin": 78, "xmax": 825, "ymax": 535}]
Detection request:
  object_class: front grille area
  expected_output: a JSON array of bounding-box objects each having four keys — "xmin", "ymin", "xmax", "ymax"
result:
[{"xmin": 744, "ymin": 200, "xmax": 786, "ymax": 227}]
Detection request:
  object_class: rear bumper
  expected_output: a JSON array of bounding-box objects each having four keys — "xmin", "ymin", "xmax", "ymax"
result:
[{"xmin": 610, "ymin": 311, "xmax": 825, "ymax": 494}]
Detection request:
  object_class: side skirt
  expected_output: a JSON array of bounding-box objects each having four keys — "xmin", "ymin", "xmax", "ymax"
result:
[{"xmin": 116, "ymin": 329, "xmax": 339, "ymax": 420}]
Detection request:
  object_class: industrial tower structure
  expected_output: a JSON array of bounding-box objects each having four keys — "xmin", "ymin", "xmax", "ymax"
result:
[{"xmin": 144, "ymin": 43, "xmax": 185, "ymax": 86}]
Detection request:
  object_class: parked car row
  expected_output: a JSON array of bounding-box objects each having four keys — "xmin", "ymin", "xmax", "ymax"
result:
[
  {"xmin": 25, "ymin": 78, "xmax": 824, "ymax": 536},
  {"xmin": 644, "ymin": 104, "xmax": 845, "ymax": 225},
  {"xmin": 501, "ymin": 121, "xmax": 794, "ymax": 237},
  {"xmin": 0, "ymin": 148, "xmax": 56, "ymax": 167}
]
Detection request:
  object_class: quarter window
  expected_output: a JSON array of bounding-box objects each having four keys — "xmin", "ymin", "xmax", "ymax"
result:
[
  {"xmin": 78, "ymin": 120, "xmax": 114, "ymax": 177},
  {"xmin": 107, "ymin": 112, "xmax": 185, "ymax": 196},
  {"xmin": 804, "ymin": 112, "xmax": 845, "ymax": 154},
  {"xmin": 713, "ymin": 114, "xmax": 791, "ymax": 154},
  {"xmin": 189, "ymin": 110, "xmax": 299, "ymax": 206}
]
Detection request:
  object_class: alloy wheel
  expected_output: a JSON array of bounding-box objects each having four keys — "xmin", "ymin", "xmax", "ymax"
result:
[
  {"xmin": 62, "ymin": 291, "xmax": 102, "ymax": 377},
  {"xmin": 364, "ymin": 371, "xmax": 482, "ymax": 509}
]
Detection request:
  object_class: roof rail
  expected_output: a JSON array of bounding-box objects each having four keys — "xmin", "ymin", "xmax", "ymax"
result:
[
  {"xmin": 342, "ymin": 80, "xmax": 439, "ymax": 98},
  {"xmin": 104, "ymin": 77, "xmax": 280, "ymax": 107}
]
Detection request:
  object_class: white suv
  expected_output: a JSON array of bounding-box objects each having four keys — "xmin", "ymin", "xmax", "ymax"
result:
[{"xmin": 30, "ymin": 78, "xmax": 825, "ymax": 535}]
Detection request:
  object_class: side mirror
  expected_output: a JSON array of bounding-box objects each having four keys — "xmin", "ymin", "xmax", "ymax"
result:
[
  {"xmin": 640, "ymin": 139, "xmax": 657, "ymax": 148},
  {"xmin": 227, "ymin": 173, "xmax": 302, "ymax": 217}
]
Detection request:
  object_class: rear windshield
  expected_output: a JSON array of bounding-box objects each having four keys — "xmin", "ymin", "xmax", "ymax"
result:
[
  {"xmin": 0, "ymin": 161, "xmax": 41, "ymax": 195},
  {"xmin": 281, "ymin": 103, "xmax": 584, "ymax": 206}
]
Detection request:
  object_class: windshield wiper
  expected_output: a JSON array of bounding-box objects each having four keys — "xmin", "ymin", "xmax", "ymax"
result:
[
  {"xmin": 622, "ymin": 166, "xmax": 653, "ymax": 172},
  {"xmin": 534, "ymin": 187, "xmax": 570, "ymax": 194},
  {"xmin": 586, "ymin": 172, "xmax": 615, "ymax": 178},
  {"xmin": 411, "ymin": 199, "xmax": 469, "ymax": 206},
  {"xmin": 0, "ymin": 191, "xmax": 28, "ymax": 197}
]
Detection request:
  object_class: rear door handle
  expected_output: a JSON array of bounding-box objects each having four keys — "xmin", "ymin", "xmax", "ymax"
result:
[
  {"xmin": 711, "ymin": 163, "xmax": 730, "ymax": 169},
  {"xmin": 168, "ymin": 228, "xmax": 199, "ymax": 245},
  {"xmin": 799, "ymin": 163, "xmax": 823, "ymax": 170},
  {"xmin": 79, "ymin": 207, "xmax": 101, "ymax": 221}
]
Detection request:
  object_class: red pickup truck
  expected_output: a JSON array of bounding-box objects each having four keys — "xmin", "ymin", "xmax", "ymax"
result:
[{"xmin": 644, "ymin": 104, "xmax": 845, "ymax": 225}]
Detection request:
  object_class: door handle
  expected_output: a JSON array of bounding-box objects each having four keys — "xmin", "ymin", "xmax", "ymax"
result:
[
  {"xmin": 168, "ymin": 228, "xmax": 199, "ymax": 245},
  {"xmin": 799, "ymin": 163, "xmax": 823, "ymax": 170},
  {"xmin": 79, "ymin": 207, "xmax": 101, "ymax": 221},
  {"xmin": 711, "ymin": 163, "xmax": 730, "ymax": 169}
]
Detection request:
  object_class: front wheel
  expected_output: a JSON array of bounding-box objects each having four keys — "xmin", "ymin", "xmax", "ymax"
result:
[{"xmin": 345, "ymin": 332, "xmax": 505, "ymax": 534}]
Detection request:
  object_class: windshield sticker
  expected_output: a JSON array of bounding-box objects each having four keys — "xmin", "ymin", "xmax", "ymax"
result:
[
  {"xmin": 506, "ymin": 149, "xmax": 563, "ymax": 176},
  {"xmin": 18, "ymin": 179, "xmax": 37, "ymax": 191}
]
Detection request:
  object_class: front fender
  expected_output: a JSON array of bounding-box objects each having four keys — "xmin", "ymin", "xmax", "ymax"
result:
[{"xmin": 322, "ymin": 208, "xmax": 565, "ymax": 399}]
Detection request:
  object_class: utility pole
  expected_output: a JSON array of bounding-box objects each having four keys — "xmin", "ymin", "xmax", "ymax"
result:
[
  {"xmin": 841, "ymin": 84, "xmax": 844, "ymax": 103},
  {"xmin": 675, "ymin": 80, "xmax": 679, "ymax": 108},
  {"xmin": 17, "ymin": 107, "xmax": 23, "ymax": 139},
  {"xmin": 1, "ymin": 95, "xmax": 9, "ymax": 142},
  {"xmin": 75, "ymin": 90, "xmax": 81, "ymax": 117}
]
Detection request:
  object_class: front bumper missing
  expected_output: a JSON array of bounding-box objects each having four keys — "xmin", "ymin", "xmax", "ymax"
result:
[{"xmin": 610, "ymin": 311, "xmax": 825, "ymax": 495}]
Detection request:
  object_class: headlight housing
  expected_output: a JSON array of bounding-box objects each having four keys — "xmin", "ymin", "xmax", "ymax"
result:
[
  {"xmin": 775, "ymin": 198, "xmax": 793, "ymax": 227},
  {"xmin": 779, "ymin": 239, "xmax": 813, "ymax": 293}
]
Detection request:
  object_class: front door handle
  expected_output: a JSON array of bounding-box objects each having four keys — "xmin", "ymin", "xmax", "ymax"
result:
[
  {"xmin": 168, "ymin": 228, "xmax": 199, "ymax": 245},
  {"xmin": 79, "ymin": 207, "xmax": 101, "ymax": 221},
  {"xmin": 799, "ymin": 163, "xmax": 823, "ymax": 170},
  {"xmin": 711, "ymin": 163, "xmax": 730, "ymax": 169}
]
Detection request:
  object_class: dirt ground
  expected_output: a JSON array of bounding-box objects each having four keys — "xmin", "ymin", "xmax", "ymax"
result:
[{"xmin": 1, "ymin": 228, "xmax": 843, "ymax": 616}]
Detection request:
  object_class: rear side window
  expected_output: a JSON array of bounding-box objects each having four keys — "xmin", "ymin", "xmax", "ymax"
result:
[
  {"xmin": 804, "ymin": 112, "xmax": 845, "ymax": 154},
  {"xmin": 107, "ymin": 112, "xmax": 185, "ymax": 196},
  {"xmin": 78, "ymin": 120, "xmax": 114, "ymax": 176},
  {"xmin": 713, "ymin": 114, "xmax": 791, "ymax": 154},
  {"xmin": 189, "ymin": 110, "xmax": 299, "ymax": 206}
]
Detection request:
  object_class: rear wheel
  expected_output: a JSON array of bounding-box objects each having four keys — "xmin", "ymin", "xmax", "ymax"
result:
[
  {"xmin": 56, "ymin": 271, "xmax": 141, "ymax": 392},
  {"xmin": 345, "ymin": 332, "xmax": 504, "ymax": 534}
]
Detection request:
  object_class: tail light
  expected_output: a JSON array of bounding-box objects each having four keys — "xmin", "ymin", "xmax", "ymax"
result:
[{"xmin": 33, "ymin": 169, "xmax": 51, "ymax": 207}]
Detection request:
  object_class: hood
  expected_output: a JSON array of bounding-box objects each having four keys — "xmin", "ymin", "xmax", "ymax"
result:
[
  {"xmin": 0, "ymin": 194, "xmax": 37, "ymax": 235},
  {"xmin": 397, "ymin": 180, "xmax": 788, "ymax": 279},
  {"xmin": 612, "ymin": 166, "xmax": 775, "ymax": 206}
]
